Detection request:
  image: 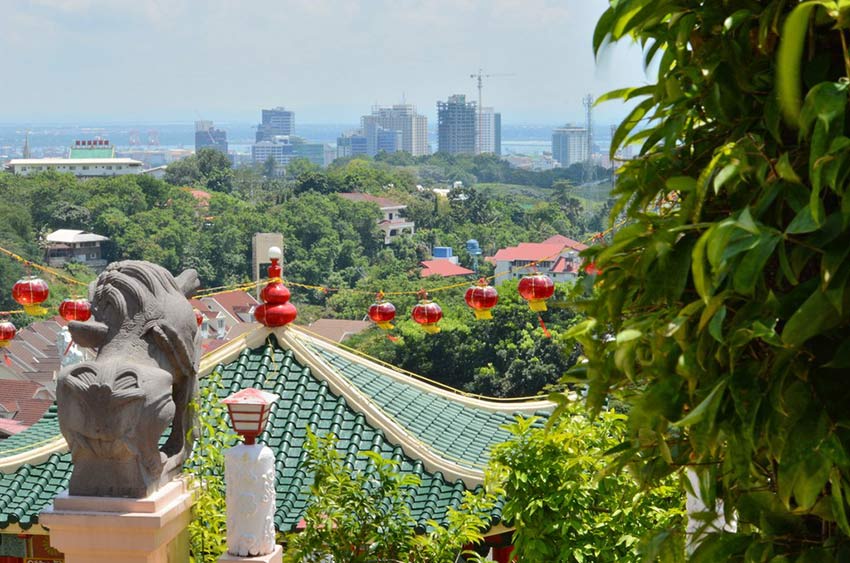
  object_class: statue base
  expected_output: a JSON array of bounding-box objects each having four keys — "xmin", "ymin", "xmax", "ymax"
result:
[
  {"xmin": 218, "ymin": 544, "xmax": 283, "ymax": 562},
  {"xmin": 40, "ymin": 477, "xmax": 194, "ymax": 563}
]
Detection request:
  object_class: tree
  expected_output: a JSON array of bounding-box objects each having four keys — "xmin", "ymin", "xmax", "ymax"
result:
[
  {"xmin": 568, "ymin": 2, "xmax": 850, "ymax": 560},
  {"xmin": 491, "ymin": 403, "xmax": 685, "ymax": 562}
]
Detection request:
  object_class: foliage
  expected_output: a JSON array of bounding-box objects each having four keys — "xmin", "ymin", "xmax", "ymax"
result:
[
  {"xmin": 186, "ymin": 371, "xmax": 239, "ymax": 563},
  {"xmin": 165, "ymin": 148, "xmax": 233, "ymax": 192},
  {"xmin": 344, "ymin": 280, "xmax": 582, "ymax": 398},
  {"xmin": 567, "ymin": 1, "xmax": 850, "ymax": 560},
  {"xmin": 490, "ymin": 401, "xmax": 685, "ymax": 562},
  {"xmin": 283, "ymin": 430, "xmax": 495, "ymax": 563}
]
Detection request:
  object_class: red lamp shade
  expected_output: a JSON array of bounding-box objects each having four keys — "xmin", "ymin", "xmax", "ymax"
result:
[
  {"xmin": 59, "ymin": 299, "xmax": 92, "ymax": 322},
  {"xmin": 12, "ymin": 277, "xmax": 49, "ymax": 315},
  {"xmin": 368, "ymin": 293, "xmax": 396, "ymax": 330},
  {"xmin": 412, "ymin": 300, "xmax": 443, "ymax": 334},
  {"xmin": 465, "ymin": 279, "xmax": 498, "ymax": 320},
  {"xmin": 518, "ymin": 274, "xmax": 555, "ymax": 312},
  {"xmin": 221, "ymin": 388, "xmax": 279, "ymax": 445},
  {"xmin": 0, "ymin": 321, "xmax": 16, "ymax": 347}
]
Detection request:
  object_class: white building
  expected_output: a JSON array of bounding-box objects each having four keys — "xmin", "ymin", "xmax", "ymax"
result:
[
  {"xmin": 486, "ymin": 234, "xmax": 589, "ymax": 286},
  {"xmin": 552, "ymin": 126, "xmax": 589, "ymax": 167},
  {"xmin": 44, "ymin": 229, "xmax": 110, "ymax": 271},
  {"xmin": 361, "ymin": 104, "xmax": 429, "ymax": 156},
  {"xmin": 5, "ymin": 158, "xmax": 143, "ymax": 177},
  {"xmin": 475, "ymin": 107, "xmax": 501, "ymax": 155},
  {"xmin": 338, "ymin": 193, "xmax": 415, "ymax": 244}
]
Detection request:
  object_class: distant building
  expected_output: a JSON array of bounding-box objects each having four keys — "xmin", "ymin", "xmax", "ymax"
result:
[
  {"xmin": 291, "ymin": 140, "xmax": 330, "ymax": 167},
  {"xmin": 252, "ymin": 138, "xmax": 295, "ymax": 169},
  {"xmin": 256, "ymin": 107, "xmax": 295, "ymax": 141},
  {"xmin": 476, "ymin": 107, "xmax": 501, "ymax": 156},
  {"xmin": 338, "ymin": 193, "xmax": 415, "ymax": 244},
  {"xmin": 194, "ymin": 120, "xmax": 228, "ymax": 154},
  {"xmin": 44, "ymin": 229, "xmax": 109, "ymax": 271},
  {"xmin": 486, "ymin": 234, "xmax": 589, "ymax": 285},
  {"xmin": 552, "ymin": 126, "xmax": 588, "ymax": 167},
  {"xmin": 5, "ymin": 157, "xmax": 143, "ymax": 177},
  {"xmin": 361, "ymin": 104, "xmax": 428, "ymax": 156},
  {"xmin": 437, "ymin": 95, "xmax": 477, "ymax": 155},
  {"xmin": 69, "ymin": 139, "xmax": 115, "ymax": 159},
  {"xmin": 336, "ymin": 132, "xmax": 369, "ymax": 159},
  {"xmin": 376, "ymin": 128, "xmax": 402, "ymax": 154}
]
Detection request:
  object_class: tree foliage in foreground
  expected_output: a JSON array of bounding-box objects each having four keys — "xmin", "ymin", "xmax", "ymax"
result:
[
  {"xmin": 283, "ymin": 431, "xmax": 496, "ymax": 563},
  {"xmin": 568, "ymin": 1, "xmax": 850, "ymax": 561},
  {"xmin": 491, "ymin": 402, "xmax": 685, "ymax": 562}
]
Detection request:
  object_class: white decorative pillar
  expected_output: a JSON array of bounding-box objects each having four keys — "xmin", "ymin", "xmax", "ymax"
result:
[{"xmin": 219, "ymin": 388, "xmax": 282, "ymax": 563}]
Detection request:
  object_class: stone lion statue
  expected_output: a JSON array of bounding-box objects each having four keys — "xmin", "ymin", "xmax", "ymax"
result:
[{"xmin": 56, "ymin": 261, "xmax": 201, "ymax": 498}]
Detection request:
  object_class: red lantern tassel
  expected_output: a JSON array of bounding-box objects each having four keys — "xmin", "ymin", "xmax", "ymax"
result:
[
  {"xmin": 538, "ymin": 314, "xmax": 551, "ymax": 338},
  {"xmin": 64, "ymin": 340, "xmax": 73, "ymax": 356}
]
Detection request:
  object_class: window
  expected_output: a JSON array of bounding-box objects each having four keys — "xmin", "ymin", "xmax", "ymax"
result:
[{"xmin": 82, "ymin": 166, "xmax": 89, "ymax": 170}]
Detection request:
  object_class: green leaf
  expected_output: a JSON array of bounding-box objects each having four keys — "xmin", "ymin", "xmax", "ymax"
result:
[
  {"xmin": 732, "ymin": 233, "xmax": 780, "ymax": 295},
  {"xmin": 616, "ymin": 328, "xmax": 642, "ymax": 343},
  {"xmin": 776, "ymin": 2, "xmax": 819, "ymax": 126},
  {"xmin": 782, "ymin": 290, "xmax": 842, "ymax": 346},
  {"xmin": 673, "ymin": 379, "xmax": 727, "ymax": 427},
  {"xmin": 786, "ymin": 204, "xmax": 821, "ymax": 234},
  {"xmin": 776, "ymin": 153, "xmax": 803, "ymax": 184}
]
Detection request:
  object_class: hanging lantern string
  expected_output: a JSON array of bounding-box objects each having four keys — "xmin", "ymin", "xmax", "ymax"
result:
[
  {"xmin": 295, "ymin": 324, "xmax": 551, "ymax": 403},
  {"xmin": 0, "ymin": 310, "xmax": 25, "ymax": 316},
  {"xmin": 0, "ymin": 246, "xmax": 88, "ymax": 287}
]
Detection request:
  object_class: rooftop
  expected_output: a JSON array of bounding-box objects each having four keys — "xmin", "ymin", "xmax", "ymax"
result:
[
  {"xmin": 338, "ymin": 193, "xmax": 406, "ymax": 210},
  {"xmin": 420, "ymin": 259, "xmax": 475, "ymax": 278},
  {"xmin": 45, "ymin": 229, "xmax": 109, "ymax": 244},
  {"xmin": 7, "ymin": 158, "xmax": 142, "ymax": 166},
  {"xmin": 0, "ymin": 326, "xmax": 553, "ymax": 533}
]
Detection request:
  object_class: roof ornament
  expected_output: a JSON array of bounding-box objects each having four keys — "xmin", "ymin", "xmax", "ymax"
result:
[{"xmin": 55, "ymin": 260, "xmax": 201, "ymax": 497}]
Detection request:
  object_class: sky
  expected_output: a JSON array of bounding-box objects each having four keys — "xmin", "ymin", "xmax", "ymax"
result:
[{"xmin": 0, "ymin": 0, "xmax": 651, "ymax": 125}]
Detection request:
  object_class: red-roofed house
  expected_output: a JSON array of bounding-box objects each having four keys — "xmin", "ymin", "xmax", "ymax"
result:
[
  {"xmin": 420, "ymin": 259, "xmax": 475, "ymax": 278},
  {"xmin": 338, "ymin": 193, "xmax": 415, "ymax": 244},
  {"xmin": 487, "ymin": 235, "xmax": 588, "ymax": 285},
  {"xmin": 0, "ymin": 380, "xmax": 54, "ymax": 437}
]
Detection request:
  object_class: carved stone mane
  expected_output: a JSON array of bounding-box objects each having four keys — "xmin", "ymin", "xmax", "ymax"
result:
[{"xmin": 56, "ymin": 261, "xmax": 201, "ymax": 498}]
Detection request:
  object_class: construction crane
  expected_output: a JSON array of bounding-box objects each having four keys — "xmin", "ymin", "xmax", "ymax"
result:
[
  {"xmin": 582, "ymin": 94, "xmax": 596, "ymax": 184},
  {"xmin": 469, "ymin": 69, "xmax": 514, "ymax": 153}
]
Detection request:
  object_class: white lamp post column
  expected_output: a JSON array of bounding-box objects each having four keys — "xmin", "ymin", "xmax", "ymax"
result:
[{"xmin": 219, "ymin": 388, "xmax": 282, "ymax": 563}]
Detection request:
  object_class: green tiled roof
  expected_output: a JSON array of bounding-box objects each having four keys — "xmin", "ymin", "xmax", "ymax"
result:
[
  {"xmin": 0, "ymin": 333, "xmax": 550, "ymax": 532},
  {"xmin": 69, "ymin": 147, "xmax": 115, "ymax": 159}
]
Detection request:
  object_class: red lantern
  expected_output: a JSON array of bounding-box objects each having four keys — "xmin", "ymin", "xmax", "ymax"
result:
[
  {"xmin": 412, "ymin": 291, "xmax": 442, "ymax": 334},
  {"xmin": 254, "ymin": 256, "xmax": 297, "ymax": 328},
  {"xmin": 0, "ymin": 321, "xmax": 16, "ymax": 347},
  {"xmin": 465, "ymin": 279, "xmax": 498, "ymax": 320},
  {"xmin": 194, "ymin": 308, "xmax": 204, "ymax": 327},
  {"xmin": 518, "ymin": 274, "xmax": 554, "ymax": 312},
  {"xmin": 59, "ymin": 299, "xmax": 92, "ymax": 322},
  {"xmin": 368, "ymin": 292, "xmax": 396, "ymax": 330},
  {"xmin": 12, "ymin": 276, "xmax": 49, "ymax": 316}
]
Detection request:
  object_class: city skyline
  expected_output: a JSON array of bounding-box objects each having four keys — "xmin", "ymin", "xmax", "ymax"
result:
[{"xmin": 0, "ymin": 0, "xmax": 649, "ymax": 125}]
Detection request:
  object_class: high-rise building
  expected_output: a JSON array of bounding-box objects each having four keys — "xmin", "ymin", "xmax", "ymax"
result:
[
  {"xmin": 360, "ymin": 104, "xmax": 428, "ymax": 156},
  {"xmin": 437, "ymin": 95, "xmax": 476, "ymax": 155},
  {"xmin": 256, "ymin": 107, "xmax": 295, "ymax": 141},
  {"xmin": 376, "ymin": 128, "xmax": 402, "ymax": 154},
  {"xmin": 552, "ymin": 126, "xmax": 588, "ymax": 167},
  {"xmin": 194, "ymin": 120, "xmax": 228, "ymax": 154},
  {"xmin": 337, "ymin": 132, "xmax": 369, "ymax": 159},
  {"xmin": 476, "ymin": 107, "xmax": 501, "ymax": 156},
  {"xmin": 252, "ymin": 138, "xmax": 294, "ymax": 168}
]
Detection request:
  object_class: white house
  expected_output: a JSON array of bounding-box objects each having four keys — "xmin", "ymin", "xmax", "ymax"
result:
[
  {"xmin": 486, "ymin": 234, "xmax": 588, "ymax": 285},
  {"xmin": 338, "ymin": 193, "xmax": 415, "ymax": 244},
  {"xmin": 44, "ymin": 229, "xmax": 110, "ymax": 271},
  {"xmin": 5, "ymin": 158, "xmax": 144, "ymax": 177}
]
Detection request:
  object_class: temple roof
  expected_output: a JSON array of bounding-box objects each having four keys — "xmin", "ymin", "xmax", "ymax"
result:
[{"xmin": 0, "ymin": 326, "xmax": 553, "ymax": 533}]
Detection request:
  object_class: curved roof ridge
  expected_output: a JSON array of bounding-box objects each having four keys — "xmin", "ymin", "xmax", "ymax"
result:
[{"xmin": 285, "ymin": 326, "xmax": 555, "ymax": 414}]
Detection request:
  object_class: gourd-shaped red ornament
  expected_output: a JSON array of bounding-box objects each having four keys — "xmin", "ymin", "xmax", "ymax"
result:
[
  {"xmin": 12, "ymin": 276, "xmax": 49, "ymax": 316},
  {"xmin": 59, "ymin": 298, "xmax": 92, "ymax": 322},
  {"xmin": 412, "ymin": 290, "xmax": 442, "ymax": 334},
  {"xmin": 465, "ymin": 278, "xmax": 498, "ymax": 320},
  {"xmin": 0, "ymin": 320, "xmax": 16, "ymax": 347},
  {"xmin": 368, "ymin": 292, "xmax": 396, "ymax": 330},
  {"xmin": 254, "ymin": 249, "xmax": 297, "ymax": 327},
  {"xmin": 518, "ymin": 274, "xmax": 554, "ymax": 312}
]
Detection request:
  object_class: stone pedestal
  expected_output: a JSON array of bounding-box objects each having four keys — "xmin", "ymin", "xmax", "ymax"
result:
[
  {"xmin": 40, "ymin": 477, "xmax": 194, "ymax": 563},
  {"xmin": 218, "ymin": 543, "xmax": 283, "ymax": 562}
]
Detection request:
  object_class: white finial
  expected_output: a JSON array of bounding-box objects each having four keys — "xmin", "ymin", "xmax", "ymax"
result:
[{"xmin": 268, "ymin": 246, "xmax": 282, "ymax": 261}]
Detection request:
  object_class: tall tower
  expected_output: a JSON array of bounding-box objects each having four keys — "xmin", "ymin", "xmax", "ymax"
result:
[
  {"xmin": 22, "ymin": 131, "xmax": 31, "ymax": 159},
  {"xmin": 582, "ymin": 94, "xmax": 596, "ymax": 183}
]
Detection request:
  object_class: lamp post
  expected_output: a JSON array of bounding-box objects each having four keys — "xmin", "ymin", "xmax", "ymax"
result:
[{"xmin": 219, "ymin": 388, "xmax": 282, "ymax": 563}]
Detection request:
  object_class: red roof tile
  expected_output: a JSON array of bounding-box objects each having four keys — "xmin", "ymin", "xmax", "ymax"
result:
[
  {"xmin": 0, "ymin": 379, "xmax": 54, "ymax": 428},
  {"xmin": 420, "ymin": 259, "xmax": 475, "ymax": 278},
  {"xmin": 307, "ymin": 319, "xmax": 372, "ymax": 342},
  {"xmin": 487, "ymin": 243, "xmax": 566, "ymax": 264},
  {"xmin": 542, "ymin": 234, "xmax": 589, "ymax": 251}
]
